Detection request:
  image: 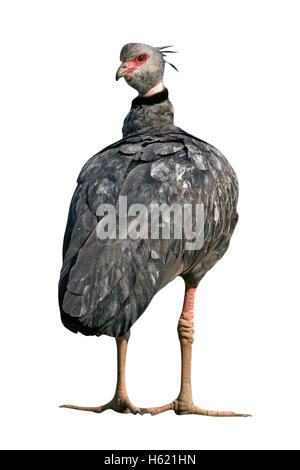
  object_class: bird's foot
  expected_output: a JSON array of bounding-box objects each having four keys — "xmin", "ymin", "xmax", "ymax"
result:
[
  {"xmin": 146, "ymin": 398, "xmax": 251, "ymax": 417},
  {"xmin": 60, "ymin": 392, "xmax": 147, "ymax": 415}
]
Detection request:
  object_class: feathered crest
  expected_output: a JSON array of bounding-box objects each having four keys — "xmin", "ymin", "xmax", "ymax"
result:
[{"xmin": 155, "ymin": 45, "xmax": 178, "ymax": 72}]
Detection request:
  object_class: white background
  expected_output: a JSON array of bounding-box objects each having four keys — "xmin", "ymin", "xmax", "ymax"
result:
[{"xmin": 0, "ymin": 0, "xmax": 299, "ymax": 450}]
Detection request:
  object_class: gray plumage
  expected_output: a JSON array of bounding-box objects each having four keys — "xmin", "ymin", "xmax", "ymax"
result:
[
  {"xmin": 118, "ymin": 43, "xmax": 166, "ymax": 95},
  {"xmin": 59, "ymin": 43, "xmax": 238, "ymax": 338},
  {"xmin": 122, "ymin": 97, "xmax": 175, "ymax": 136}
]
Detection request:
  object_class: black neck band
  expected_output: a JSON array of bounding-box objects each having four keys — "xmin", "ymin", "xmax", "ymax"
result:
[{"xmin": 131, "ymin": 88, "xmax": 169, "ymax": 109}]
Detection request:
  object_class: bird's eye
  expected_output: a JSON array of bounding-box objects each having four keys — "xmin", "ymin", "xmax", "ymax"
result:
[{"xmin": 138, "ymin": 55, "xmax": 146, "ymax": 62}]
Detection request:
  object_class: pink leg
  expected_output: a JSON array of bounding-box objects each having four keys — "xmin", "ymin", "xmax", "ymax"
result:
[
  {"xmin": 60, "ymin": 330, "xmax": 146, "ymax": 414},
  {"xmin": 147, "ymin": 284, "xmax": 251, "ymax": 417}
]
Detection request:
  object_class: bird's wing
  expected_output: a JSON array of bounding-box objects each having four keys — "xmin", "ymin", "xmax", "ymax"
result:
[
  {"xmin": 59, "ymin": 131, "xmax": 238, "ymax": 337},
  {"xmin": 59, "ymin": 135, "xmax": 203, "ymax": 336},
  {"xmin": 59, "ymin": 144, "xmax": 136, "ymax": 334}
]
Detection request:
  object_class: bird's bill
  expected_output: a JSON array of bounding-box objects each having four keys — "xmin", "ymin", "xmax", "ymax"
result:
[{"xmin": 116, "ymin": 62, "xmax": 135, "ymax": 80}]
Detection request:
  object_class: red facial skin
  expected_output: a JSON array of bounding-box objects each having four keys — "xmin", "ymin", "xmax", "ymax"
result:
[{"xmin": 124, "ymin": 54, "xmax": 148, "ymax": 76}]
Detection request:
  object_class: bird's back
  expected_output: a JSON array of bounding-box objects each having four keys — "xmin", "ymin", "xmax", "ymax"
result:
[{"xmin": 59, "ymin": 129, "xmax": 238, "ymax": 337}]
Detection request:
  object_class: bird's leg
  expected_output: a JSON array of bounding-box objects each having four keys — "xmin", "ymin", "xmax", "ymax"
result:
[
  {"xmin": 60, "ymin": 330, "xmax": 145, "ymax": 414},
  {"xmin": 146, "ymin": 285, "xmax": 251, "ymax": 417},
  {"xmin": 110, "ymin": 329, "xmax": 145, "ymax": 414}
]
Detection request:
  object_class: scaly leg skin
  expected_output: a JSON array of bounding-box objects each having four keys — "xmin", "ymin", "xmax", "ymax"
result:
[
  {"xmin": 60, "ymin": 330, "xmax": 146, "ymax": 415},
  {"xmin": 146, "ymin": 285, "xmax": 251, "ymax": 418}
]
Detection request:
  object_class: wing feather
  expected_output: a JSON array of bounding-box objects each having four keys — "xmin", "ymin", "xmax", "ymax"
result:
[{"xmin": 59, "ymin": 131, "xmax": 238, "ymax": 336}]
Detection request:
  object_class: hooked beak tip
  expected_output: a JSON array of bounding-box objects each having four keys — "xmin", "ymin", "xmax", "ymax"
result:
[
  {"xmin": 116, "ymin": 63, "xmax": 125, "ymax": 81},
  {"xmin": 116, "ymin": 62, "xmax": 135, "ymax": 81}
]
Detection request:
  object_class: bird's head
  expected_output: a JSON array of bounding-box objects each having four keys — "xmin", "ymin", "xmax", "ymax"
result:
[{"xmin": 116, "ymin": 43, "xmax": 177, "ymax": 96}]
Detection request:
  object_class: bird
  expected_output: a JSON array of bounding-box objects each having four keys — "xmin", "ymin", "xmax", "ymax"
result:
[{"xmin": 59, "ymin": 42, "xmax": 249, "ymax": 417}]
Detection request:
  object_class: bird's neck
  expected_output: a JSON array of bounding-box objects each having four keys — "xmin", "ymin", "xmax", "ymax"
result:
[
  {"xmin": 143, "ymin": 81, "xmax": 165, "ymax": 97},
  {"xmin": 122, "ymin": 88, "xmax": 175, "ymax": 137}
]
